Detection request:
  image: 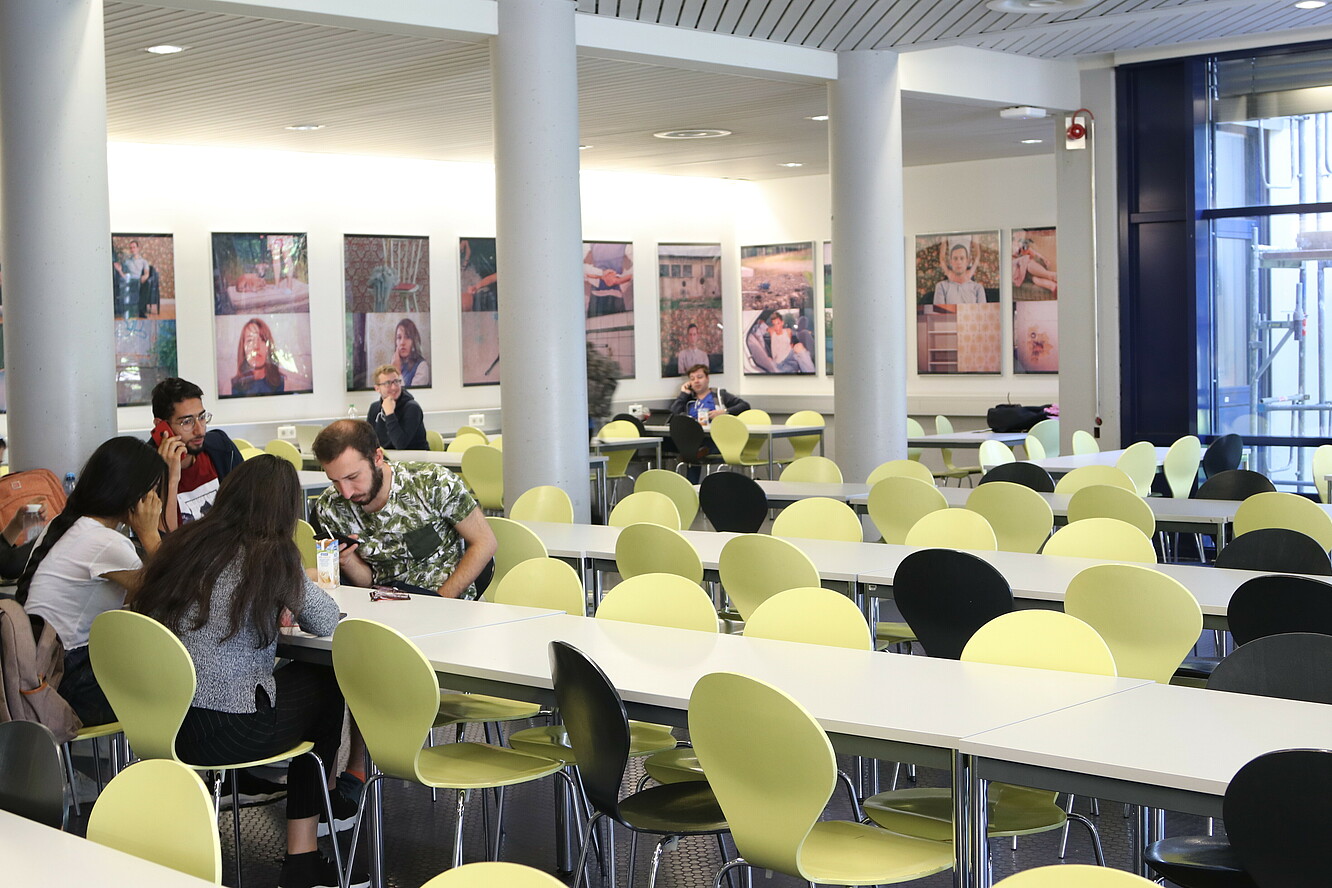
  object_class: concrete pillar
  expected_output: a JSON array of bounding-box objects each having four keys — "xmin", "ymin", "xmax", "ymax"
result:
[
  {"xmin": 492, "ymin": 0, "xmax": 590, "ymax": 520},
  {"xmin": 0, "ymin": 0, "xmax": 117, "ymax": 474},
  {"xmin": 830, "ymin": 51, "xmax": 907, "ymax": 482}
]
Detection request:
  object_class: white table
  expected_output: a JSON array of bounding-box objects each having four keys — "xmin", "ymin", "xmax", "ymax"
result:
[
  {"xmin": 1, "ymin": 808, "xmax": 217, "ymax": 886},
  {"xmin": 590, "ymin": 435, "xmax": 663, "ymax": 470},
  {"xmin": 298, "ymin": 470, "xmax": 331, "ymax": 519},
  {"xmin": 386, "ymin": 450, "xmax": 612, "ymax": 522},
  {"xmin": 646, "ymin": 422, "xmax": 825, "ymax": 476},
  {"xmin": 1028, "ymin": 447, "xmax": 1170, "ymax": 478},
  {"xmin": 909, "ymin": 430, "xmax": 1028, "ymax": 449}
]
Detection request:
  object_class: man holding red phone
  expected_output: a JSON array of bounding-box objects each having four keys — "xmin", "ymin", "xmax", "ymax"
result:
[{"xmin": 151, "ymin": 378, "xmax": 243, "ymax": 530}]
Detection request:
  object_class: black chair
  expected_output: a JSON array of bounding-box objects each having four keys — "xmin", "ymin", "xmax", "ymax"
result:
[
  {"xmin": 668, "ymin": 413, "xmax": 710, "ymax": 477},
  {"xmin": 550, "ymin": 641, "xmax": 728, "ymax": 888},
  {"xmin": 611, "ymin": 413, "xmax": 648, "ymax": 437},
  {"xmin": 1214, "ymin": 529, "xmax": 1332, "ymax": 576},
  {"xmin": 1229, "ymin": 574, "xmax": 1332, "ymax": 646},
  {"xmin": 0, "ymin": 720, "xmax": 66, "ymax": 828},
  {"xmin": 1226, "ymin": 749, "xmax": 1332, "ymax": 888},
  {"xmin": 893, "ymin": 549, "xmax": 1014, "ymax": 660},
  {"xmin": 699, "ymin": 471, "xmax": 767, "ymax": 533},
  {"xmin": 1202, "ymin": 434, "xmax": 1244, "ymax": 478},
  {"xmin": 978, "ymin": 461, "xmax": 1055, "ymax": 493},
  {"xmin": 1195, "ymin": 469, "xmax": 1275, "ymax": 501}
]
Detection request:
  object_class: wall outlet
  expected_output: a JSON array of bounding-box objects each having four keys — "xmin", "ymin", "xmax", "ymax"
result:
[
  {"xmin": 468, "ymin": 413, "xmax": 485, "ymax": 428},
  {"xmin": 276, "ymin": 424, "xmax": 297, "ymax": 441}
]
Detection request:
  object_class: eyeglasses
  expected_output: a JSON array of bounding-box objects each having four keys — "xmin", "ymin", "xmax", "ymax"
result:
[
  {"xmin": 376, "ymin": 378, "xmax": 404, "ymax": 388},
  {"xmin": 173, "ymin": 411, "xmax": 211, "ymax": 431}
]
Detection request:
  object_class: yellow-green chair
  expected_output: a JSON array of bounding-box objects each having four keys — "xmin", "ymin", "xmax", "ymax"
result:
[
  {"xmin": 1071, "ymin": 430, "xmax": 1099, "ymax": 455},
  {"xmin": 426, "ymin": 429, "xmax": 447, "ymax": 452},
  {"xmin": 490, "ymin": 557, "xmax": 586, "ymax": 616},
  {"xmin": 1067, "ymin": 484, "xmax": 1156, "ymax": 538},
  {"xmin": 421, "ymin": 862, "xmax": 566, "ymax": 888},
  {"xmin": 745, "ymin": 587, "xmax": 871, "ymax": 650},
  {"xmin": 933, "ymin": 415, "xmax": 982, "ymax": 485},
  {"xmin": 231, "ymin": 437, "xmax": 255, "ymax": 451},
  {"xmin": 264, "ymin": 438, "xmax": 303, "ymax": 471},
  {"xmin": 866, "ymin": 458, "xmax": 937, "ymax": 487},
  {"xmin": 509, "ymin": 486, "xmax": 575, "ymax": 523},
  {"xmin": 489, "ymin": 435, "xmax": 503, "ymax": 450},
  {"xmin": 904, "ymin": 508, "xmax": 997, "ymax": 550},
  {"xmin": 1163, "ymin": 435, "xmax": 1202, "ymax": 498},
  {"xmin": 979, "ymin": 439, "xmax": 1016, "ymax": 472},
  {"xmin": 596, "ymin": 572, "xmax": 719, "ymax": 633},
  {"xmin": 1053, "ymin": 464, "xmax": 1136, "ymax": 495},
  {"xmin": 634, "ymin": 469, "xmax": 699, "ymax": 528},
  {"xmin": 772, "ymin": 497, "xmax": 863, "ymax": 542},
  {"xmin": 293, "ymin": 518, "xmax": 317, "ymax": 571},
  {"xmin": 456, "ymin": 426, "xmax": 488, "ymax": 441},
  {"xmin": 710, "ymin": 414, "xmax": 766, "ymax": 476},
  {"xmin": 905, "ymin": 416, "xmax": 927, "ymax": 462},
  {"xmin": 737, "ymin": 409, "xmax": 772, "ymax": 425},
  {"xmin": 861, "ymin": 610, "xmax": 1113, "ymax": 857},
  {"xmin": 779, "ymin": 456, "xmax": 843, "ymax": 483},
  {"xmin": 1028, "ymin": 418, "xmax": 1061, "ymax": 458},
  {"xmin": 1042, "ymin": 517, "xmax": 1157, "ymax": 563},
  {"xmin": 867, "ymin": 476, "xmax": 948, "ymax": 545},
  {"xmin": 717, "ymin": 534, "xmax": 820, "ymax": 622},
  {"xmin": 1065, "ymin": 564, "xmax": 1202, "ymax": 684},
  {"xmin": 484, "ymin": 517, "xmax": 547, "ymax": 601},
  {"xmin": 615, "ymin": 522, "xmax": 704, "ymax": 583},
  {"xmin": 239, "ymin": 446, "xmax": 265, "ymax": 461},
  {"xmin": 597, "ymin": 420, "xmax": 640, "ymax": 502},
  {"xmin": 448, "ymin": 435, "xmax": 487, "ymax": 453},
  {"xmin": 690, "ymin": 672, "xmax": 955, "ymax": 888},
  {"xmin": 86, "ymin": 759, "xmax": 222, "ymax": 884},
  {"xmin": 462, "ymin": 445, "xmax": 504, "ymax": 511},
  {"xmin": 1234, "ymin": 490, "xmax": 1332, "ymax": 551},
  {"xmin": 1315, "ymin": 444, "xmax": 1332, "ymax": 504},
  {"xmin": 332, "ymin": 619, "xmax": 566, "ymax": 871},
  {"xmin": 1024, "ymin": 434, "xmax": 1047, "ymax": 461},
  {"xmin": 784, "ymin": 410, "xmax": 825, "ymax": 463},
  {"xmin": 1116, "ymin": 440, "xmax": 1158, "ymax": 497},
  {"xmin": 607, "ymin": 490, "xmax": 680, "ymax": 529},
  {"xmin": 965, "ymin": 481, "xmax": 1054, "ymax": 553},
  {"xmin": 995, "ymin": 865, "xmax": 1156, "ymax": 887}
]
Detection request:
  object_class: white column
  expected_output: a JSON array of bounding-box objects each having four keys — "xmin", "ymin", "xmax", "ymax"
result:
[
  {"xmin": 0, "ymin": 0, "xmax": 117, "ymax": 475},
  {"xmin": 830, "ymin": 51, "xmax": 907, "ymax": 482},
  {"xmin": 492, "ymin": 0, "xmax": 589, "ymax": 520}
]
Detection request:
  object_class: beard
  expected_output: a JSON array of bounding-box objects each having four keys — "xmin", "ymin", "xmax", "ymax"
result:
[{"xmin": 351, "ymin": 464, "xmax": 385, "ymax": 506}]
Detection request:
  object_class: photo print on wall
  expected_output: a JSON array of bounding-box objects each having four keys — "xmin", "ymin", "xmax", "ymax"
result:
[
  {"xmin": 112, "ymin": 234, "xmax": 178, "ymax": 407},
  {"xmin": 823, "ymin": 240, "xmax": 833, "ymax": 375},
  {"xmin": 344, "ymin": 235, "xmax": 431, "ymax": 391},
  {"xmin": 211, "ymin": 233, "xmax": 313, "ymax": 398},
  {"xmin": 1011, "ymin": 226, "xmax": 1058, "ymax": 373},
  {"xmin": 659, "ymin": 243, "xmax": 723, "ymax": 377},
  {"xmin": 460, "ymin": 236, "xmax": 500, "ymax": 386},
  {"xmin": 914, "ymin": 230, "xmax": 1001, "ymax": 374},
  {"xmin": 741, "ymin": 241, "xmax": 816, "ymax": 375},
  {"xmin": 584, "ymin": 241, "xmax": 635, "ymax": 378}
]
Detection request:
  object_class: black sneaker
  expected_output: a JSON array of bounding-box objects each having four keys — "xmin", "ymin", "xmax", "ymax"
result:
[
  {"xmin": 277, "ymin": 851, "xmax": 369, "ymax": 888},
  {"xmin": 218, "ymin": 770, "xmax": 287, "ymax": 809},
  {"xmin": 316, "ymin": 787, "xmax": 360, "ymax": 837}
]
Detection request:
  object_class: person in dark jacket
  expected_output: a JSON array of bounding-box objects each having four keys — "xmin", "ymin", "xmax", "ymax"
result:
[
  {"xmin": 151, "ymin": 377, "xmax": 243, "ymax": 530},
  {"xmin": 366, "ymin": 364, "xmax": 428, "ymax": 451}
]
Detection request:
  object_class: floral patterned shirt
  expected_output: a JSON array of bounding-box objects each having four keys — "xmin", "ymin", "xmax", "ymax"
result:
[{"xmin": 314, "ymin": 460, "xmax": 479, "ymax": 594}]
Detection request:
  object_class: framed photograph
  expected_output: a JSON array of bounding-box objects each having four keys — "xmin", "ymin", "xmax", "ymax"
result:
[
  {"xmin": 740, "ymin": 242, "xmax": 816, "ymax": 375},
  {"xmin": 211, "ymin": 233, "xmax": 309, "ymax": 315},
  {"xmin": 1011, "ymin": 226, "xmax": 1059, "ymax": 373},
  {"xmin": 823, "ymin": 241, "xmax": 833, "ymax": 375},
  {"xmin": 344, "ymin": 235, "xmax": 431, "ymax": 390},
  {"xmin": 459, "ymin": 237, "xmax": 500, "ymax": 386},
  {"xmin": 215, "ymin": 314, "xmax": 314, "ymax": 399},
  {"xmin": 914, "ymin": 231, "xmax": 1001, "ymax": 374},
  {"xmin": 584, "ymin": 241, "xmax": 634, "ymax": 378},
  {"xmin": 658, "ymin": 243, "xmax": 722, "ymax": 377},
  {"xmin": 112, "ymin": 234, "xmax": 177, "ymax": 406}
]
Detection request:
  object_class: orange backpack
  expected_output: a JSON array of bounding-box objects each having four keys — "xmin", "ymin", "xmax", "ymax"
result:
[{"xmin": 0, "ymin": 469, "xmax": 67, "ymax": 532}]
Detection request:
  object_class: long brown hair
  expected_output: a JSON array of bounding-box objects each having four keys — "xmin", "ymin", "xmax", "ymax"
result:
[
  {"xmin": 234, "ymin": 317, "xmax": 284, "ymax": 390},
  {"xmin": 133, "ymin": 455, "xmax": 304, "ymax": 647}
]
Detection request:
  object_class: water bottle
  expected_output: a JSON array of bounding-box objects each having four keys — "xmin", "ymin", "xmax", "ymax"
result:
[
  {"xmin": 347, "ymin": 403, "xmax": 359, "ymax": 420},
  {"xmin": 21, "ymin": 504, "xmax": 45, "ymax": 545},
  {"xmin": 63, "ymin": 472, "xmax": 77, "ymax": 496},
  {"xmin": 316, "ymin": 538, "xmax": 340, "ymax": 590}
]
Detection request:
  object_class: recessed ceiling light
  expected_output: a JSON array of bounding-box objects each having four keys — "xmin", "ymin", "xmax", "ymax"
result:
[
  {"xmin": 1021, "ymin": 139, "xmax": 1044, "ymax": 144},
  {"xmin": 653, "ymin": 129, "xmax": 731, "ymax": 140},
  {"xmin": 144, "ymin": 44, "xmax": 185, "ymax": 54},
  {"xmin": 284, "ymin": 124, "xmax": 326, "ymax": 132},
  {"xmin": 578, "ymin": 144, "xmax": 592, "ymax": 150},
  {"xmin": 806, "ymin": 115, "xmax": 830, "ymax": 122},
  {"xmin": 986, "ymin": 0, "xmax": 1094, "ymax": 12},
  {"xmin": 1295, "ymin": 1, "xmax": 1326, "ymax": 9},
  {"xmin": 778, "ymin": 162, "xmax": 804, "ymax": 168}
]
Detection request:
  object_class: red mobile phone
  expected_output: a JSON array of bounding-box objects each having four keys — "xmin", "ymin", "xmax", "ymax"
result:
[{"xmin": 151, "ymin": 419, "xmax": 173, "ymax": 446}]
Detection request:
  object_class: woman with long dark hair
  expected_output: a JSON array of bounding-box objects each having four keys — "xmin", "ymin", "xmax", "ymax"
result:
[
  {"xmin": 20, "ymin": 437, "xmax": 165, "ymax": 726},
  {"xmin": 133, "ymin": 455, "xmax": 365, "ymax": 888},
  {"xmin": 393, "ymin": 317, "xmax": 431, "ymax": 386},
  {"xmin": 230, "ymin": 316, "xmax": 286, "ymax": 396}
]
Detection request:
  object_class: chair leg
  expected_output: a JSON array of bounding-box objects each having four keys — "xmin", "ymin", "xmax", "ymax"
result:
[
  {"xmin": 452, "ymin": 789, "xmax": 469, "ymax": 869},
  {"xmin": 306, "ymin": 751, "xmax": 346, "ymax": 888},
  {"xmin": 571, "ymin": 811, "xmax": 603, "ymax": 888},
  {"xmin": 61, "ymin": 742, "xmax": 81, "ymax": 818},
  {"xmin": 835, "ymin": 769, "xmax": 864, "ymax": 821},
  {"xmin": 1068, "ymin": 812, "xmax": 1106, "ymax": 866},
  {"xmin": 342, "ymin": 773, "xmax": 384, "ymax": 888},
  {"xmin": 714, "ymin": 858, "xmax": 749, "ymax": 888},
  {"xmin": 628, "ymin": 829, "xmax": 640, "ymax": 887},
  {"xmin": 647, "ymin": 835, "xmax": 676, "ymax": 888},
  {"xmin": 228, "ymin": 770, "xmax": 244, "ymax": 888},
  {"xmin": 492, "ymin": 786, "xmax": 505, "ymax": 861}
]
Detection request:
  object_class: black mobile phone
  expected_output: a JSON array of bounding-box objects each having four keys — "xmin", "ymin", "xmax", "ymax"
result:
[{"xmin": 333, "ymin": 534, "xmax": 359, "ymax": 548}]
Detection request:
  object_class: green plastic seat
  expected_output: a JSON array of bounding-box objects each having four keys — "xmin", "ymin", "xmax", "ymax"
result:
[
  {"xmin": 87, "ymin": 759, "xmax": 222, "ymax": 884},
  {"xmin": 718, "ymin": 534, "xmax": 820, "ymax": 621},
  {"xmin": 462, "ymin": 445, "xmax": 504, "ymax": 511},
  {"xmin": 490, "ymin": 557, "xmax": 587, "ymax": 615},
  {"xmin": 979, "ymin": 439, "xmax": 1016, "ymax": 472},
  {"xmin": 779, "ymin": 456, "xmax": 843, "ymax": 483},
  {"xmin": 483, "ymin": 517, "xmax": 548, "ymax": 601},
  {"xmin": 293, "ymin": 518, "xmax": 317, "ymax": 570},
  {"xmin": 905, "ymin": 417, "xmax": 927, "ymax": 462},
  {"xmin": 867, "ymin": 476, "xmax": 948, "ymax": 545},
  {"xmin": 634, "ymin": 469, "xmax": 699, "ymax": 528},
  {"xmin": 866, "ymin": 459, "xmax": 936, "ymax": 486},
  {"xmin": 1024, "ymin": 434, "xmax": 1047, "ymax": 461},
  {"xmin": 455, "ymin": 426, "xmax": 488, "ymax": 441},
  {"xmin": 1071, "ymin": 430, "xmax": 1099, "ymax": 455},
  {"xmin": 933, "ymin": 415, "xmax": 982, "ymax": 484},
  {"xmin": 597, "ymin": 420, "xmax": 640, "ymax": 499},
  {"xmin": 1315, "ymin": 444, "xmax": 1332, "ymax": 504},
  {"xmin": 784, "ymin": 410, "xmax": 826, "ymax": 463},
  {"xmin": 1163, "ymin": 435, "xmax": 1202, "ymax": 498},
  {"xmin": 230, "ymin": 437, "xmax": 255, "ymax": 451},
  {"xmin": 772, "ymin": 497, "xmax": 863, "ymax": 542},
  {"xmin": 615, "ymin": 522, "xmax": 704, "ymax": 583},
  {"xmin": 904, "ymin": 508, "xmax": 997, "ymax": 550},
  {"xmin": 1116, "ymin": 441, "xmax": 1158, "ymax": 497},
  {"xmin": 690, "ymin": 671, "xmax": 955, "ymax": 887},
  {"xmin": 1028, "ymin": 418, "xmax": 1061, "ymax": 458},
  {"xmin": 607, "ymin": 490, "xmax": 681, "ymax": 529},
  {"xmin": 263, "ymin": 438, "xmax": 302, "ymax": 471},
  {"xmin": 1066, "ymin": 484, "xmax": 1156, "ymax": 538},
  {"xmin": 736, "ymin": 410, "xmax": 773, "ymax": 466},
  {"xmin": 448, "ymin": 434, "xmax": 487, "ymax": 453},
  {"xmin": 421, "ymin": 861, "xmax": 566, "ymax": 887},
  {"xmin": 965, "ymin": 481, "xmax": 1054, "ymax": 553},
  {"xmin": 1042, "ymin": 517, "xmax": 1157, "ymax": 563},
  {"xmin": 745, "ymin": 586, "xmax": 871, "ymax": 650},
  {"xmin": 1234, "ymin": 491, "xmax": 1332, "ymax": 551},
  {"xmin": 1053, "ymin": 464, "xmax": 1136, "ymax": 495},
  {"xmin": 239, "ymin": 446, "xmax": 265, "ymax": 461},
  {"xmin": 509, "ymin": 485, "xmax": 575, "ymax": 523},
  {"xmin": 710, "ymin": 415, "xmax": 766, "ymax": 475},
  {"xmin": 995, "ymin": 865, "xmax": 1156, "ymax": 887},
  {"xmin": 426, "ymin": 429, "xmax": 447, "ymax": 452},
  {"xmin": 333, "ymin": 619, "xmax": 565, "ymax": 870}
]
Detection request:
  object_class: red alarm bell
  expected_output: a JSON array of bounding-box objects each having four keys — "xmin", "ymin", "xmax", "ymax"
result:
[{"xmin": 1067, "ymin": 108, "xmax": 1094, "ymax": 142}]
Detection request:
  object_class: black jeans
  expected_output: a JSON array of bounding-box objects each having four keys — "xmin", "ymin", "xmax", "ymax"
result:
[{"xmin": 60, "ymin": 645, "xmax": 116, "ymax": 727}]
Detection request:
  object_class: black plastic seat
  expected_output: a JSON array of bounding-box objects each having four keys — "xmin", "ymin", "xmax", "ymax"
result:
[
  {"xmin": 0, "ymin": 720, "xmax": 66, "ymax": 828},
  {"xmin": 978, "ymin": 461, "xmax": 1055, "ymax": 493},
  {"xmin": 1225, "ymin": 749, "xmax": 1332, "ymax": 888},
  {"xmin": 1228, "ymin": 574, "xmax": 1332, "ymax": 646},
  {"xmin": 1214, "ymin": 529, "xmax": 1332, "ymax": 575},
  {"xmin": 668, "ymin": 413, "xmax": 709, "ymax": 472},
  {"xmin": 893, "ymin": 549, "xmax": 1015, "ymax": 660},
  {"xmin": 699, "ymin": 471, "xmax": 768, "ymax": 533},
  {"xmin": 1202, "ymin": 434, "xmax": 1244, "ymax": 478},
  {"xmin": 550, "ymin": 641, "xmax": 728, "ymax": 888},
  {"xmin": 1195, "ymin": 469, "xmax": 1275, "ymax": 501}
]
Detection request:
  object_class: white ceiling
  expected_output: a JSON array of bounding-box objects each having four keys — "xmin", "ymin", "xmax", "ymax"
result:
[{"xmin": 100, "ymin": 1, "xmax": 1329, "ymax": 179}]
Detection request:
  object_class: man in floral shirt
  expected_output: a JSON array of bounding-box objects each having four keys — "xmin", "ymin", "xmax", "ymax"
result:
[{"xmin": 313, "ymin": 420, "xmax": 497, "ymax": 598}]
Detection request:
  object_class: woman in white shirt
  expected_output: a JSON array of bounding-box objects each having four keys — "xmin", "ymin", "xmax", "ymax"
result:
[{"xmin": 20, "ymin": 437, "xmax": 165, "ymax": 725}]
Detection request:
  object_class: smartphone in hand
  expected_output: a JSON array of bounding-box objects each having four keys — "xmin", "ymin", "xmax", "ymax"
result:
[{"xmin": 151, "ymin": 419, "xmax": 173, "ymax": 446}]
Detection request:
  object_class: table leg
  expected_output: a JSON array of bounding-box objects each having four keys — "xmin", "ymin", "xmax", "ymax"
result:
[
  {"xmin": 655, "ymin": 440, "xmax": 663, "ymax": 470},
  {"xmin": 767, "ymin": 433, "xmax": 775, "ymax": 479},
  {"xmin": 819, "ymin": 430, "xmax": 825, "ymax": 457},
  {"xmin": 596, "ymin": 463, "xmax": 608, "ymax": 524},
  {"xmin": 369, "ymin": 765, "xmax": 385, "ymax": 888},
  {"xmin": 951, "ymin": 750, "xmax": 973, "ymax": 888}
]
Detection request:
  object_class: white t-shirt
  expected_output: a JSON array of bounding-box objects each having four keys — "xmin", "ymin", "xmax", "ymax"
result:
[{"xmin": 24, "ymin": 517, "xmax": 142, "ymax": 650}]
